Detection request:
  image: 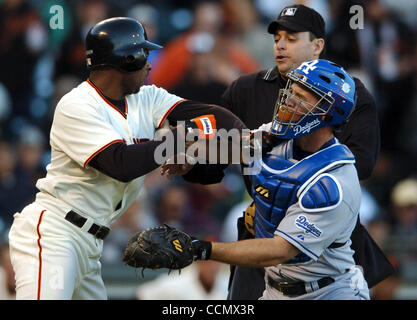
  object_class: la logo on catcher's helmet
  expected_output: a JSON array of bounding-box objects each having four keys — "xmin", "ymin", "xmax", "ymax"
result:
[
  {"xmin": 86, "ymin": 17, "xmax": 162, "ymax": 73},
  {"xmin": 270, "ymin": 59, "xmax": 357, "ymax": 139}
]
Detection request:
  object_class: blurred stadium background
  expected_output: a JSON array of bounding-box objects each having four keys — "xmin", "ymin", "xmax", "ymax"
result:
[{"xmin": 0, "ymin": 0, "xmax": 416, "ymax": 300}]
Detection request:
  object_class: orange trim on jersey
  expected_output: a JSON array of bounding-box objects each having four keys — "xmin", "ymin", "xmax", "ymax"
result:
[
  {"xmin": 83, "ymin": 139, "xmax": 125, "ymax": 168},
  {"xmin": 36, "ymin": 210, "xmax": 46, "ymax": 300},
  {"xmin": 157, "ymin": 99, "xmax": 187, "ymax": 128},
  {"xmin": 86, "ymin": 79, "xmax": 128, "ymax": 119}
]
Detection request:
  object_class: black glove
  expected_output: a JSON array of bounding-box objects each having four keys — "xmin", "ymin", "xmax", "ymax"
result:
[{"xmin": 122, "ymin": 224, "xmax": 212, "ymax": 273}]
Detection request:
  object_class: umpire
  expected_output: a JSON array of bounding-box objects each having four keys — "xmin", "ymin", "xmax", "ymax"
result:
[{"xmin": 184, "ymin": 4, "xmax": 394, "ymax": 299}]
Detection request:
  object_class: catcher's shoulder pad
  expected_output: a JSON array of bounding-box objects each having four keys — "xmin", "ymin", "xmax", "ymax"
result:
[{"xmin": 298, "ymin": 173, "xmax": 342, "ymax": 212}]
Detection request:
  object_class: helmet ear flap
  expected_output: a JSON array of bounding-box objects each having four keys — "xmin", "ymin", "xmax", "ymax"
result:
[
  {"xmin": 335, "ymin": 107, "xmax": 345, "ymax": 115},
  {"xmin": 323, "ymin": 114, "xmax": 333, "ymax": 122},
  {"xmin": 342, "ymin": 91, "xmax": 357, "ymax": 123},
  {"xmin": 333, "ymin": 91, "xmax": 357, "ymax": 131},
  {"xmin": 118, "ymin": 51, "xmax": 148, "ymax": 72},
  {"xmin": 126, "ymin": 55, "xmax": 136, "ymax": 63}
]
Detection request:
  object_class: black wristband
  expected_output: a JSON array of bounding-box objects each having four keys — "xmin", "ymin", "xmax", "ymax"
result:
[{"xmin": 191, "ymin": 239, "xmax": 212, "ymax": 261}]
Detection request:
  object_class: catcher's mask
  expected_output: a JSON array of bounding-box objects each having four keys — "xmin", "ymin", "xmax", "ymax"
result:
[
  {"xmin": 86, "ymin": 17, "xmax": 162, "ymax": 73},
  {"xmin": 270, "ymin": 59, "xmax": 357, "ymax": 139}
]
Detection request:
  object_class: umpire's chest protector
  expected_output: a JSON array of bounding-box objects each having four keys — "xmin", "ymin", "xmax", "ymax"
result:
[{"xmin": 250, "ymin": 144, "xmax": 355, "ymax": 239}]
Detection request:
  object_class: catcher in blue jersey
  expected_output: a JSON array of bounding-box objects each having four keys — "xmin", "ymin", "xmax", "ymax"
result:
[{"xmin": 123, "ymin": 59, "xmax": 370, "ymax": 300}]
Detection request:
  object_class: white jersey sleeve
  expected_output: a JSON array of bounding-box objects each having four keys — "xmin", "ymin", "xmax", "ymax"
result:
[
  {"xmin": 50, "ymin": 96, "xmax": 124, "ymax": 168},
  {"xmin": 138, "ymin": 85, "xmax": 185, "ymax": 129}
]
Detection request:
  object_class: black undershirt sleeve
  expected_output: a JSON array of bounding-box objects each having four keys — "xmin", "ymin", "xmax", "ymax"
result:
[
  {"xmin": 166, "ymin": 100, "xmax": 247, "ymax": 131},
  {"xmin": 88, "ymin": 141, "xmax": 159, "ymax": 183},
  {"xmin": 88, "ymin": 101, "xmax": 247, "ymax": 183},
  {"xmin": 88, "ymin": 130, "xmax": 177, "ymax": 183}
]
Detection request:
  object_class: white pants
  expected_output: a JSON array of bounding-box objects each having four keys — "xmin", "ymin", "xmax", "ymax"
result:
[{"xmin": 8, "ymin": 202, "xmax": 107, "ymax": 300}]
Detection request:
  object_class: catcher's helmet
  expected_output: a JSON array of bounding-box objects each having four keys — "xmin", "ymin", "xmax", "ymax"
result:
[
  {"xmin": 86, "ymin": 17, "xmax": 162, "ymax": 73},
  {"xmin": 270, "ymin": 59, "xmax": 356, "ymax": 139}
]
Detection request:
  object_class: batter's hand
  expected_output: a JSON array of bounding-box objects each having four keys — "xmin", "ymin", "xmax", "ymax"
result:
[
  {"xmin": 247, "ymin": 130, "xmax": 285, "ymax": 155},
  {"xmin": 161, "ymin": 153, "xmax": 195, "ymax": 179}
]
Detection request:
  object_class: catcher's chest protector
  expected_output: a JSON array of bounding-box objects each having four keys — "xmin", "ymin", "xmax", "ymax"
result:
[{"xmin": 250, "ymin": 144, "xmax": 355, "ymax": 239}]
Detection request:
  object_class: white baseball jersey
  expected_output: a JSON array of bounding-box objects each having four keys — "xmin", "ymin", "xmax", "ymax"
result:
[
  {"xmin": 35, "ymin": 80, "xmax": 184, "ymax": 226},
  {"xmin": 9, "ymin": 80, "xmax": 184, "ymax": 299}
]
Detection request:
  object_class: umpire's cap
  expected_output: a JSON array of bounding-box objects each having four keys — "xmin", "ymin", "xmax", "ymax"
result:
[
  {"xmin": 86, "ymin": 17, "xmax": 162, "ymax": 73},
  {"xmin": 267, "ymin": 4, "xmax": 325, "ymax": 38}
]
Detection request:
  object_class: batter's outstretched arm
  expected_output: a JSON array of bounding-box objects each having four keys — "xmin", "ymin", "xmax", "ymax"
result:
[{"xmin": 89, "ymin": 101, "xmax": 247, "ymax": 183}]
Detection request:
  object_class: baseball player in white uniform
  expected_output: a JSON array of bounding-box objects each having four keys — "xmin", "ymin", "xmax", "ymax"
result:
[{"xmin": 8, "ymin": 17, "xmax": 246, "ymax": 300}]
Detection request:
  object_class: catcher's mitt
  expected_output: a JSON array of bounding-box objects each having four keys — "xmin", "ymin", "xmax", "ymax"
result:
[{"xmin": 122, "ymin": 224, "xmax": 194, "ymax": 272}]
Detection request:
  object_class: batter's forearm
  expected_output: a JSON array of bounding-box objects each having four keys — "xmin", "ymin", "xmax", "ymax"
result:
[{"xmin": 89, "ymin": 128, "xmax": 181, "ymax": 182}]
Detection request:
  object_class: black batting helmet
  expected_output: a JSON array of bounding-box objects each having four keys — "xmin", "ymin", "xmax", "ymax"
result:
[{"xmin": 86, "ymin": 17, "xmax": 162, "ymax": 73}]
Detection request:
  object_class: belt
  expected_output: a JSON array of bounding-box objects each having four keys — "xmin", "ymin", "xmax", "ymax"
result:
[
  {"xmin": 268, "ymin": 275, "xmax": 335, "ymax": 296},
  {"xmin": 65, "ymin": 210, "xmax": 110, "ymax": 240}
]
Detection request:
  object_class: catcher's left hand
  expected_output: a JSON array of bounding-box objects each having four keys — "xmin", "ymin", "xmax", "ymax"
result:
[{"xmin": 122, "ymin": 224, "xmax": 211, "ymax": 272}]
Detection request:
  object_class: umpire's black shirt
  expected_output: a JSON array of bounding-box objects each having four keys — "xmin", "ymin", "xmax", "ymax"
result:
[{"xmin": 221, "ymin": 66, "xmax": 380, "ymax": 181}]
